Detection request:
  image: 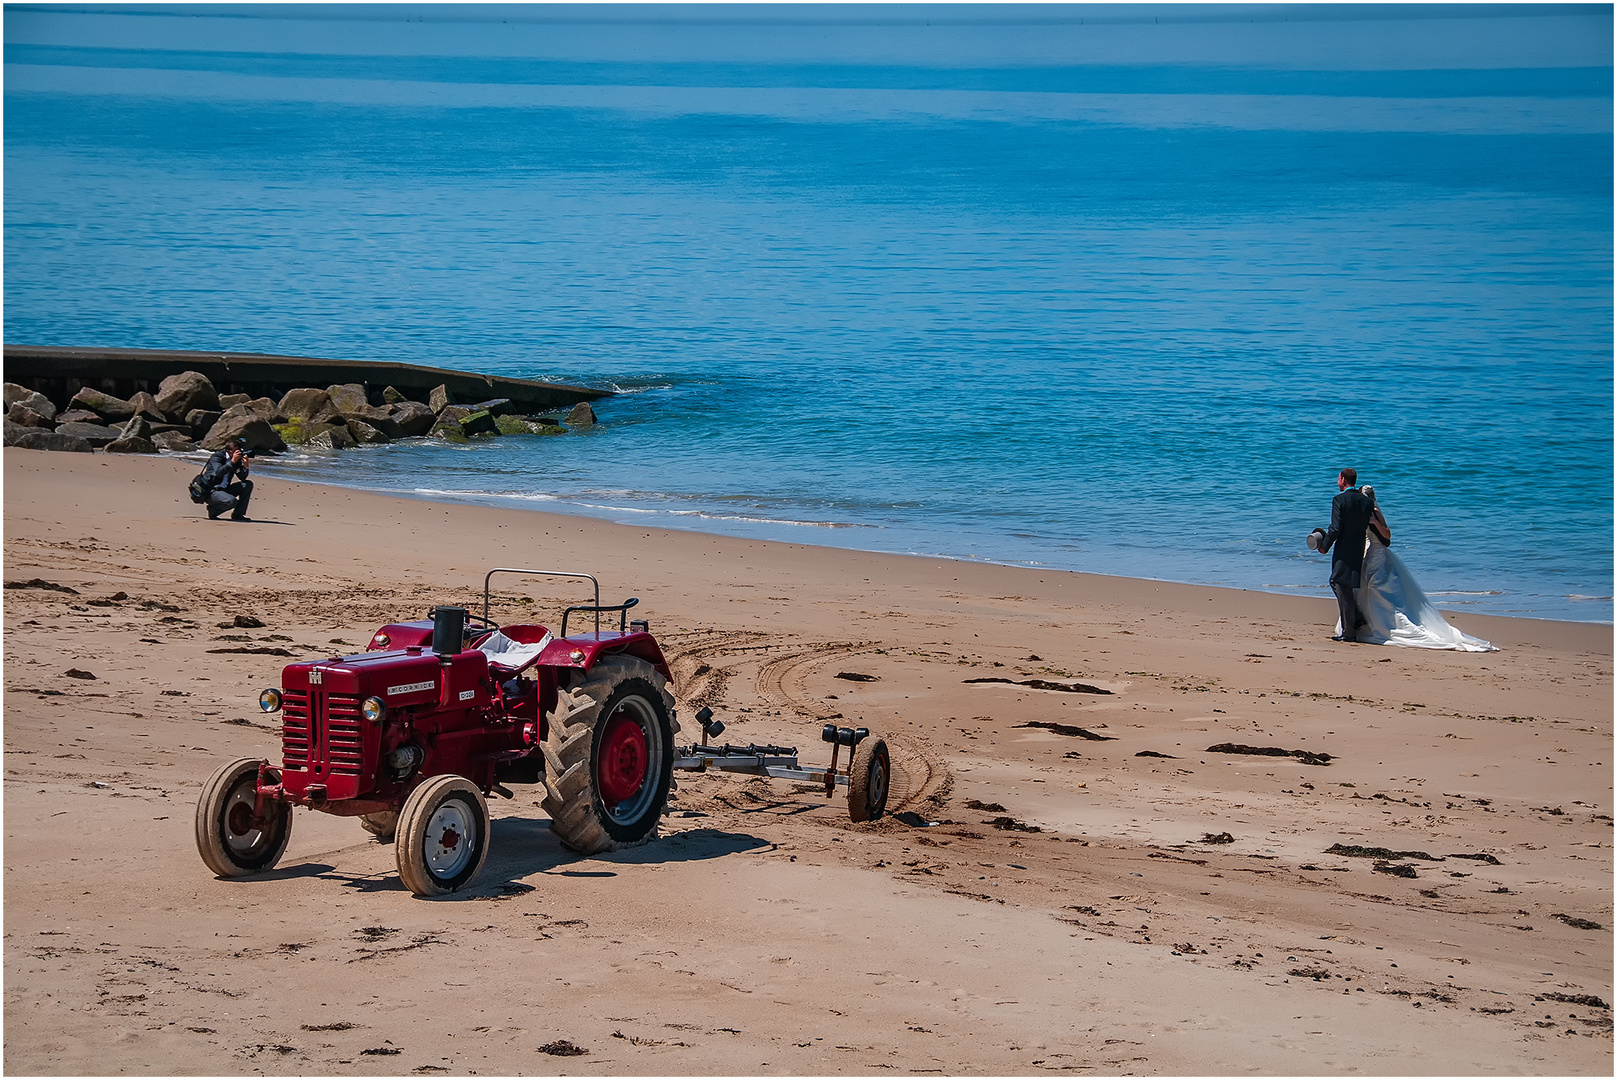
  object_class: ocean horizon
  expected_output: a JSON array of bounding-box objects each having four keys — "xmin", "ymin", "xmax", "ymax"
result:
[{"xmin": 5, "ymin": 4, "xmax": 1612, "ymax": 623}]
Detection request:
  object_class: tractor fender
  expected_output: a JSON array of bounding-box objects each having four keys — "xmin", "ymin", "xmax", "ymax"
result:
[
  {"xmin": 538, "ymin": 632, "xmax": 672, "ymax": 683},
  {"xmin": 368, "ymin": 619, "xmax": 434, "ymax": 652}
]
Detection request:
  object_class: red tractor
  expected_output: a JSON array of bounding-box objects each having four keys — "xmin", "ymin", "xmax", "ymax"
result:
[{"xmin": 195, "ymin": 568, "xmax": 891, "ymax": 897}]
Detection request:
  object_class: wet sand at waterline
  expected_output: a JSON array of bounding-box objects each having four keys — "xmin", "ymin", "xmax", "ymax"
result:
[{"xmin": 4, "ymin": 449, "xmax": 1610, "ymax": 1075}]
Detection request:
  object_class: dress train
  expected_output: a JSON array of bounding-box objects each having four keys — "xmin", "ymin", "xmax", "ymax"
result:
[{"xmin": 1334, "ymin": 537, "xmax": 1497, "ymax": 651}]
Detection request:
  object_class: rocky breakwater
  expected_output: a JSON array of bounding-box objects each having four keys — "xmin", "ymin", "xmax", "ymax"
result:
[{"xmin": 3, "ymin": 371, "xmax": 598, "ymax": 456}]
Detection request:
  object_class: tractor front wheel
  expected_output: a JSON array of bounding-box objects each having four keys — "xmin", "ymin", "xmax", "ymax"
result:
[
  {"xmin": 541, "ymin": 656, "xmax": 677, "ymax": 855},
  {"xmin": 848, "ymin": 738, "xmax": 890, "ymax": 822},
  {"xmin": 395, "ymin": 775, "xmax": 489, "ymax": 897},
  {"xmin": 195, "ymin": 757, "xmax": 293, "ymax": 877}
]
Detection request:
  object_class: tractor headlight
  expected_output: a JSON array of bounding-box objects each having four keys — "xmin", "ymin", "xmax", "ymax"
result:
[
  {"xmin": 361, "ymin": 696, "xmax": 387, "ymax": 723},
  {"xmin": 259, "ymin": 688, "xmax": 282, "ymax": 713},
  {"xmin": 372, "ymin": 632, "xmax": 391, "ymax": 649}
]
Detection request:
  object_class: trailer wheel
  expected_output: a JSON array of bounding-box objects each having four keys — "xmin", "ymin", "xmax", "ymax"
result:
[
  {"xmin": 395, "ymin": 775, "xmax": 489, "ymax": 897},
  {"xmin": 541, "ymin": 656, "xmax": 676, "ymax": 855},
  {"xmin": 848, "ymin": 738, "xmax": 890, "ymax": 822},
  {"xmin": 359, "ymin": 811, "xmax": 397, "ymax": 841},
  {"xmin": 195, "ymin": 757, "xmax": 292, "ymax": 877}
]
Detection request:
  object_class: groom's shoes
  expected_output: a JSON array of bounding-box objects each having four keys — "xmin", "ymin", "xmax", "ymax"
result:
[{"xmin": 1329, "ymin": 635, "xmax": 1356, "ymax": 643}]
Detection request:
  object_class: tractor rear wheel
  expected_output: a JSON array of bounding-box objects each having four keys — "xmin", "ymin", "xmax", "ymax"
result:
[
  {"xmin": 195, "ymin": 757, "xmax": 292, "ymax": 877},
  {"xmin": 848, "ymin": 738, "xmax": 890, "ymax": 822},
  {"xmin": 359, "ymin": 811, "xmax": 398, "ymax": 841},
  {"xmin": 541, "ymin": 656, "xmax": 677, "ymax": 855},
  {"xmin": 395, "ymin": 775, "xmax": 489, "ymax": 897}
]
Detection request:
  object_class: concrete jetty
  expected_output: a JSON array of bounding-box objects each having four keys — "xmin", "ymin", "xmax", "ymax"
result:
[{"xmin": 3, "ymin": 344, "xmax": 610, "ymax": 413}]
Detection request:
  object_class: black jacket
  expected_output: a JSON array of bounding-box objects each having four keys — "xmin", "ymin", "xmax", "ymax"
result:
[
  {"xmin": 200, "ymin": 448, "xmax": 248, "ymax": 492},
  {"xmin": 1321, "ymin": 487, "xmax": 1372, "ymax": 588}
]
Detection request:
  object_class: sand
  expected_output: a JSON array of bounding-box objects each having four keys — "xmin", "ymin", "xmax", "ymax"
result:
[{"xmin": 3, "ymin": 448, "xmax": 1611, "ymax": 1076}]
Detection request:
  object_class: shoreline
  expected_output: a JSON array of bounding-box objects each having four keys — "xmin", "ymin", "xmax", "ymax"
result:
[
  {"xmin": 16, "ymin": 352, "xmax": 1599, "ymax": 624},
  {"xmin": 4, "ymin": 446, "xmax": 1611, "ymax": 1075},
  {"xmin": 246, "ymin": 456, "xmax": 1614, "ymax": 633},
  {"xmin": 44, "ymin": 445, "xmax": 1613, "ymax": 641}
]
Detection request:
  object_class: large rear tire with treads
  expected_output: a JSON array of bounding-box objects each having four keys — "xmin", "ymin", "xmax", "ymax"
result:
[{"xmin": 541, "ymin": 656, "xmax": 677, "ymax": 855}]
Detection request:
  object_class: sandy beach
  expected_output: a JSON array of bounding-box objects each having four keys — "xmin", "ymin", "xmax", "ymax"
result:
[{"xmin": 3, "ymin": 447, "xmax": 1610, "ymax": 1076}]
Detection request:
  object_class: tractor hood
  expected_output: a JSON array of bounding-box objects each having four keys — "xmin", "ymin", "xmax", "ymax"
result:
[{"xmin": 282, "ymin": 648, "xmax": 491, "ymax": 710}]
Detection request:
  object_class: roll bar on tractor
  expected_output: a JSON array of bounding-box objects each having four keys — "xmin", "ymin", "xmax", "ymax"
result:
[{"xmin": 481, "ymin": 568, "xmax": 640, "ymax": 639}]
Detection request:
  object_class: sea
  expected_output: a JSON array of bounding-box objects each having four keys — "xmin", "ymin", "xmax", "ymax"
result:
[{"xmin": 5, "ymin": 5, "xmax": 1612, "ymax": 622}]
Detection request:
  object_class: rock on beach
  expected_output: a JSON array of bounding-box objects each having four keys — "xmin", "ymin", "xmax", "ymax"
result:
[
  {"xmin": 307, "ymin": 425, "xmax": 357, "ymax": 450},
  {"xmin": 8, "ymin": 402, "xmax": 55, "ymax": 428},
  {"xmin": 185, "ymin": 409, "xmax": 223, "ymax": 440},
  {"xmin": 387, "ymin": 400, "xmax": 436, "ymax": 437},
  {"xmin": 55, "ymin": 421, "xmax": 123, "ymax": 448},
  {"xmin": 105, "ymin": 434, "xmax": 159, "ymax": 454},
  {"xmin": 9, "ymin": 428, "xmax": 94, "ymax": 452},
  {"xmin": 342, "ymin": 402, "xmax": 403, "ymax": 439},
  {"xmin": 346, "ymin": 419, "xmax": 389, "ymax": 444},
  {"xmin": 278, "ymin": 387, "xmax": 341, "ymax": 424},
  {"xmin": 126, "ymin": 391, "xmax": 167, "ymax": 423},
  {"xmin": 68, "ymin": 386, "xmax": 137, "ymax": 422},
  {"xmin": 3, "ymin": 369, "xmax": 591, "ymax": 459},
  {"xmin": 154, "ymin": 370, "xmax": 219, "ymax": 421},
  {"xmin": 201, "ymin": 414, "xmax": 286, "ymax": 454},
  {"xmin": 7, "ymin": 389, "xmax": 58, "ymax": 423},
  {"xmin": 326, "ymin": 382, "xmax": 370, "ymax": 414},
  {"xmin": 150, "ymin": 430, "xmax": 196, "ymax": 451}
]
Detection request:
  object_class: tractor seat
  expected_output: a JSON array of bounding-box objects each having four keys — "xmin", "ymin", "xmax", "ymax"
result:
[{"xmin": 476, "ymin": 625, "xmax": 552, "ymax": 674}]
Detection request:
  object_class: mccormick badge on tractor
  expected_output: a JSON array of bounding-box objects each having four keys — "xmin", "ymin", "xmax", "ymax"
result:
[{"xmin": 196, "ymin": 568, "xmax": 892, "ymax": 897}]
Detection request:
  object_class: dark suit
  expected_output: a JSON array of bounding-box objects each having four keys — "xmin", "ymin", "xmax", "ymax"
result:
[
  {"xmin": 1320, "ymin": 487, "xmax": 1372, "ymax": 638},
  {"xmin": 199, "ymin": 447, "xmax": 252, "ymax": 521}
]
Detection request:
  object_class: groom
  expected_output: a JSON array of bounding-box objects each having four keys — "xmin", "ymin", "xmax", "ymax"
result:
[{"xmin": 1318, "ymin": 467, "xmax": 1373, "ymax": 643}]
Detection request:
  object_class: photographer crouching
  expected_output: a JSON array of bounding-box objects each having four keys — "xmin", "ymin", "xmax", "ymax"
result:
[{"xmin": 195, "ymin": 438, "xmax": 254, "ymax": 522}]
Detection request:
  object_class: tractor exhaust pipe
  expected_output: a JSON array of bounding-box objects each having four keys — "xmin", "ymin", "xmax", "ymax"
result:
[{"xmin": 431, "ymin": 606, "xmax": 467, "ymax": 658}]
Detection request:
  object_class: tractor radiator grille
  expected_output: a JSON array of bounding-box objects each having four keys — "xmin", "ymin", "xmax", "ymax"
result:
[
  {"xmin": 282, "ymin": 691, "xmax": 310, "ymax": 770},
  {"xmin": 281, "ymin": 691, "xmax": 365, "ymax": 776},
  {"xmin": 323, "ymin": 694, "xmax": 365, "ymax": 775}
]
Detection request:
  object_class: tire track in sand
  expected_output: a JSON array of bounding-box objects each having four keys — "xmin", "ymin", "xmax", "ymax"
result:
[
  {"xmin": 659, "ymin": 629, "xmax": 772, "ymax": 710},
  {"xmin": 880, "ymin": 733, "xmax": 951, "ymax": 816},
  {"xmin": 754, "ymin": 640, "xmax": 879, "ymax": 721},
  {"xmin": 664, "ymin": 631, "xmax": 952, "ymax": 818},
  {"xmin": 663, "ymin": 631, "xmax": 867, "ymax": 713},
  {"xmin": 751, "ymin": 640, "xmax": 953, "ymax": 816}
]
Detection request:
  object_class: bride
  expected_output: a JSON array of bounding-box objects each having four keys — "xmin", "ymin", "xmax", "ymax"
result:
[{"xmin": 1336, "ymin": 486, "xmax": 1497, "ymax": 651}]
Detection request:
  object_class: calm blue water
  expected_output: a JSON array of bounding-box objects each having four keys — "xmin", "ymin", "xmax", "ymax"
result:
[{"xmin": 5, "ymin": 6, "xmax": 1612, "ymax": 621}]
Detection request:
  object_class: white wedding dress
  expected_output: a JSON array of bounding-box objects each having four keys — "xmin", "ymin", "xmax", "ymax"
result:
[{"xmin": 1335, "ymin": 534, "xmax": 1497, "ymax": 651}]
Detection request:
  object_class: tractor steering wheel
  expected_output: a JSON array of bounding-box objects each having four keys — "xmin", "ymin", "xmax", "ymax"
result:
[{"xmin": 421, "ymin": 611, "xmax": 500, "ymax": 637}]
